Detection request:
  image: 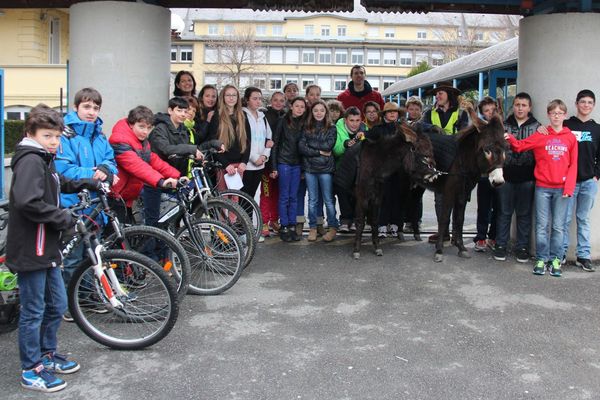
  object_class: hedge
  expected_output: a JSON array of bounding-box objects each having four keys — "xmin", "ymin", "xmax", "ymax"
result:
[{"xmin": 3, "ymin": 120, "xmax": 25, "ymax": 156}]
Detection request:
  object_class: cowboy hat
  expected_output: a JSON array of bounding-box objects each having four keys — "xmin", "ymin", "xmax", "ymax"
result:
[
  {"xmin": 380, "ymin": 102, "xmax": 401, "ymax": 115},
  {"xmin": 427, "ymin": 81, "xmax": 461, "ymax": 96}
]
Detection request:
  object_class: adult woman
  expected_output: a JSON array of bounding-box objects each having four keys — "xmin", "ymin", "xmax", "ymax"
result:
[
  {"xmin": 207, "ymin": 85, "xmax": 250, "ymax": 190},
  {"xmin": 173, "ymin": 71, "xmax": 197, "ymax": 97}
]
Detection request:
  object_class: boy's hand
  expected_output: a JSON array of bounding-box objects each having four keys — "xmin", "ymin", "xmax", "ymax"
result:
[
  {"xmin": 265, "ymin": 139, "xmax": 274, "ymax": 148},
  {"xmin": 112, "ymin": 175, "xmax": 120, "ymax": 185},
  {"xmin": 356, "ymin": 132, "xmax": 365, "ymax": 140},
  {"xmin": 537, "ymin": 126, "xmax": 549, "ymax": 135},
  {"xmin": 503, "ymin": 133, "xmax": 510, "ymax": 140},
  {"xmin": 319, "ymin": 150, "xmax": 331, "ymax": 156},
  {"xmin": 162, "ymin": 178, "xmax": 178, "ymax": 188},
  {"xmin": 195, "ymin": 150, "xmax": 204, "ymax": 160},
  {"xmin": 92, "ymin": 169, "xmax": 108, "ymax": 181}
]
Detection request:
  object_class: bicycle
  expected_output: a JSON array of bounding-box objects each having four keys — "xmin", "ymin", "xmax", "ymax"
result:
[
  {"xmin": 63, "ymin": 188, "xmax": 179, "ymax": 350},
  {"xmin": 0, "ymin": 200, "xmax": 19, "ymax": 335}
]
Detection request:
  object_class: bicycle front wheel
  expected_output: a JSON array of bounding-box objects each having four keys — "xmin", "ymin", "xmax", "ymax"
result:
[
  {"xmin": 217, "ymin": 189, "xmax": 262, "ymax": 244},
  {"xmin": 176, "ymin": 218, "xmax": 243, "ymax": 295},
  {"xmin": 68, "ymin": 250, "xmax": 179, "ymax": 350}
]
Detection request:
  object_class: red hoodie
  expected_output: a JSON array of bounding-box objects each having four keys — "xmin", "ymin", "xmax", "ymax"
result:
[
  {"xmin": 506, "ymin": 126, "xmax": 578, "ymax": 196},
  {"xmin": 109, "ymin": 118, "xmax": 180, "ymax": 206}
]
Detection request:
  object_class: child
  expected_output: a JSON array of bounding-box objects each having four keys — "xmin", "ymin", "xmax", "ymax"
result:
[
  {"xmin": 271, "ymin": 96, "xmax": 306, "ymax": 242},
  {"xmin": 299, "ymin": 100, "xmax": 339, "ymax": 242},
  {"xmin": 362, "ymin": 101, "xmax": 381, "ymax": 129},
  {"xmin": 283, "ymin": 82, "xmax": 299, "ymax": 109},
  {"xmin": 305, "ymin": 84, "xmax": 321, "ymax": 107},
  {"xmin": 505, "ymin": 99, "xmax": 578, "ymax": 277},
  {"xmin": 55, "ymin": 88, "xmax": 118, "ymax": 297},
  {"xmin": 326, "ymin": 99, "xmax": 345, "ymax": 123},
  {"xmin": 7, "ymin": 105, "xmax": 100, "ymax": 392},
  {"xmin": 405, "ymin": 96, "xmax": 424, "ymax": 123},
  {"xmin": 109, "ymin": 106, "xmax": 181, "ymax": 222}
]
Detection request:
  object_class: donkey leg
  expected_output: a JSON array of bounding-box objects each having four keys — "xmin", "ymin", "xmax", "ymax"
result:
[
  {"xmin": 434, "ymin": 194, "xmax": 453, "ymax": 262},
  {"xmin": 453, "ymin": 200, "xmax": 471, "ymax": 258},
  {"xmin": 369, "ymin": 197, "xmax": 383, "ymax": 256},
  {"xmin": 353, "ymin": 194, "xmax": 365, "ymax": 260}
]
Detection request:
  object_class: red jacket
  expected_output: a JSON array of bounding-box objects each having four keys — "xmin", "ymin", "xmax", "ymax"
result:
[
  {"xmin": 506, "ymin": 126, "xmax": 578, "ymax": 196},
  {"xmin": 109, "ymin": 118, "xmax": 180, "ymax": 206},
  {"xmin": 336, "ymin": 81, "xmax": 385, "ymax": 114}
]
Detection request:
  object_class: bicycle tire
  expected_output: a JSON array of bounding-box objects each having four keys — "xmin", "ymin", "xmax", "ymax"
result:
[
  {"xmin": 216, "ymin": 189, "xmax": 262, "ymax": 244},
  {"xmin": 104, "ymin": 225, "xmax": 190, "ymax": 302},
  {"xmin": 193, "ymin": 197, "xmax": 256, "ymax": 269},
  {"xmin": 175, "ymin": 218, "xmax": 243, "ymax": 295},
  {"xmin": 68, "ymin": 249, "xmax": 179, "ymax": 350}
]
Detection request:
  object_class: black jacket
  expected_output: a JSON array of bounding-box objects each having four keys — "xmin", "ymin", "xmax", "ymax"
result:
[
  {"xmin": 150, "ymin": 112, "xmax": 197, "ymax": 176},
  {"xmin": 503, "ymin": 113, "xmax": 540, "ymax": 183},
  {"xmin": 564, "ymin": 116, "xmax": 600, "ymax": 182},
  {"xmin": 271, "ymin": 116, "xmax": 304, "ymax": 169},
  {"xmin": 6, "ymin": 139, "xmax": 98, "ymax": 272},
  {"xmin": 298, "ymin": 123, "xmax": 337, "ymax": 174},
  {"xmin": 207, "ymin": 111, "xmax": 251, "ymax": 167}
]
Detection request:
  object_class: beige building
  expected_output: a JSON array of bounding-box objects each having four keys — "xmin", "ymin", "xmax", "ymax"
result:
[{"xmin": 0, "ymin": 6, "xmax": 518, "ymax": 119}]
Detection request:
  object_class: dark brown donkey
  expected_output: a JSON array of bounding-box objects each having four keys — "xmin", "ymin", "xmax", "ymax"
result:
[
  {"xmin": 353, "ymin": 122, "xmax": 440, "ymax": 259},
  {"xmin": 424, "ymin": 108, "xmax": 506, "ymax": 262}
]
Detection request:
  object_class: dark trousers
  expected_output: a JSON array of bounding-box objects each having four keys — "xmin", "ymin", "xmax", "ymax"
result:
[
  {"xmin": 475, "ymin": 177, "xmax": 498, "ymax": 241},
  {"xmin": 142, "ymin": 185, "xmax": 162, "ymax": 227},
  {"xmin": 495, "ymin": 180, "xmax": 535, "ymax": 249},
  {"xmin": 241, "ymin": 169, "xmax": 263, "ymax": 198},
  {"xmin": 334, "ymin": 183, "xmax": 355, "ymax": 225},
  {"xmin": 378, "ymin": 172, "xmax": 403, "ymax": 226}
]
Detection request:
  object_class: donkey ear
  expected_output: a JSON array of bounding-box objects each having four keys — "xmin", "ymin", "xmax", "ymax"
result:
[
  {"xmin": 464, "ymin": 102, "xmax": 486, "ymax": 132},
  {"xmin": 400, "ymin": 124, "xmax": 417, "ymax": 143}
]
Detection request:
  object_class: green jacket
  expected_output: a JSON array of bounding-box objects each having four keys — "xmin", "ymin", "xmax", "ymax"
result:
[{"xmin": 333, "ymin": 118, "xmax": 367, "ymax": 163}]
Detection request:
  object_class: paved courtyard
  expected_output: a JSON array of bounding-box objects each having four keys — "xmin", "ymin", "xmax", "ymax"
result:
[{"xmin": 1, "ymin": 221, "xmax": 600, "ymax": 399}]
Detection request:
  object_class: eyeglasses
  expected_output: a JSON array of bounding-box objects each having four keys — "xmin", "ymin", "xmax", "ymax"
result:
[{"xmin": 549, "ymin": 111, "xmax": 565, "ymax": 116}]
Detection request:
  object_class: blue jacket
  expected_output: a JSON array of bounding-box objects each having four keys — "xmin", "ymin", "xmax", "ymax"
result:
[{"xmin": 55, "ymin": 111, "xmax": 118, "ymax": 207}]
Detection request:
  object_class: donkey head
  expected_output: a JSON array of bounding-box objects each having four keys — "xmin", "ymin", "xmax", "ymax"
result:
[
  {"xmin": 470, "ymin": 113, "xmax": 506, "ymax": 187},
  {"xmin": 400, "ymin": 123, "xmax": 442, "ymax": 183}
]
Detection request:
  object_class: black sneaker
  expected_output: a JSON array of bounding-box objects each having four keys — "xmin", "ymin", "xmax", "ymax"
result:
[
  {"xmin": 493, "ymin": 245, "xmax": 507, "ymax": 261},
  {"xmin": 576, "ymin": 258, "xmax": 595, "ymax": 272},
  {"xmin": 279, "ymin": 226, "xmax": 291, "ymax": 242},
  {"xmin": 288, "ymin": 225, "xmax": 301, "ymax": 242},
  {"xmin": 515, "ymin": 247, "xmax": 530, "ymax": 263}
]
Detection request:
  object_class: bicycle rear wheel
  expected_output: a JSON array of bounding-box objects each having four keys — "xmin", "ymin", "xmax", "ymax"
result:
[
  {"xmin": 68, "ymin": 249, "xmax": 179, "ymax": 350},
  {"xmin": 176, "ymin": 218, "xmax": 243, "ymax": 295},
  {"xmin": 217, "ymin": 189, "xmax": 262, "ymax": 244},
  {"xmin": 193, "ymin": 197, "xmax": 255, "ymax": 269},
  {"xmin": 104, "ymin": 225, "xmax": 190, "ymax": 302}
]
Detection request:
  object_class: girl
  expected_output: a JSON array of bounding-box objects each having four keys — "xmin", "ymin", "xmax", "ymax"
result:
[
  {"xmin": 283, "ymin": 82, "xmax": 299, "ymax": 109},
  {"xmin": 271, "ymin": 97, "xmax": 306, "ymax": 242},
  {"xmin": 299, "ymin": 101, "xmax": 339, "ymax": 242},
  {"xmin": 207, "ymin": 85, "xmax": 250, "ymax": 191},
  {"xmin": 261, "ymin": 92, "xmax": 286, "ymax": 237},
  {"xmin": 173, "ymin": 71, "xmax": 196, "ymax": 97},
  {"xmin": 326, "ymin": 99, "xmax": 345, "ymax": 123},
  {"xmin": 362, "ymin": 101, "xmax": 381, "ymax": 129},
  {"xmin": 195, "ymin": 84, "xmax": 218, "ymax": 142}
]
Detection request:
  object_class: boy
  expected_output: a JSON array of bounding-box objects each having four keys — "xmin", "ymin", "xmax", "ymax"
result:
[
  {"xmin": 505, "ymin": 99, "xmax": 578, "ymax": 277},
  {"xmin": 405, "ymin": 96, "xmax": 423, "ymax": 123},
  {"xmin": 493, "ymin": 93, "xmax": 540, "ymax": 262},
  {"xmin": 55, "ymin": 88, "xmax": 118, "ymax": 305},
  {"xmin": 7, "ymin": 105, "xmax": 100, "ymax": 392}
]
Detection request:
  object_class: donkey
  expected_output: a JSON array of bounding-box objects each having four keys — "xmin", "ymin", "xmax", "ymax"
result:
[
  {"xmin": 424, "ymin": 107, "xmax": 506, "ymax": 262},
  {"xmin": 353, "ymin": 122, "xmax": 440, "ymax": 259}
]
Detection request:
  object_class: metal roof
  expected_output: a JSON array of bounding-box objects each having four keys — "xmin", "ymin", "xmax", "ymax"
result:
[{"xmin": 381, "ymin": 36, "xmax": 518, "ymax": 96}]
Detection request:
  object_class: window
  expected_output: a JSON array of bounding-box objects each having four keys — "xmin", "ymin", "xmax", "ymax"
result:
[
  {"xmin": 49, "ymin": 18, "xmax": 60, "ymax": 64},
  {"xmin": 321, "ymin": 25, "xmax": 330, "ymax": 37},
  {"xmin": 432, "ymin": 52, "xmax": 444, "ymax": 66},
  {"xmin": 319, "ymin": 49, "xmax": 331, "ymax": 64},
  {"xmin": 337, "ymin": 25, "xmax": 347, "ymax": 37},
  {"xmin": 256, "ymin": 25, "xmax": 267, "ymax": 36},
  {"xmin": 302, "ymin": 49, "xmax": 315, "ymax": 64},
  {"xmin": 383, "ymin": 50, "xmax": 396, "ymax": 65},
  {"xmin": 188, "ymin": 22, "xmax": 194, "ymax": 32},
  {"xmin": 367, "ymin": 49, "xmax": 380, "ymax": 65},
  {"xmin": 317, "ymin": 75, "xmax": 331, "ymax": 92},
  {"xmin": 5, "ymin": 106, "xmax": 31, "ymax": 120},
  {"xmin": 367, "ymin": 27, "xmax": 379, "ymax": 38},
  {"xmin": 179, "ymin": 45, "xmax": 193, "ymax": 62},
  {"xmin": 204, "ymin": 74, "xmax": 219, "ymax": 85},
  {"xmin": 474, "ymin": 32, "xmax": 484, "ymax": 41},
  {"xmin": 269, "ymin": 47, "xmax": 283, "ymax": 64},
  {"xmin": 351, "ymin": 49, "xmax": 364, "ymax": 65},
  {"xmin": 253, "ymin": 47, "xmax": 267, "ymax": 64},
  {"xmin": 415, "ymin": 51, "xmax": 429, "ymax": 64},
  {"xmin": 384, "ymin": 28, "xmax": 395, "ymax": 38},
  {"xmin": 285, "ymin": 76, "xmax": 298, "ymax": 84},
  {"xmin": 239, "ymin": 75, "xmax": 251, "ymax": 88},
  {"xmin": 335, "ymin": 50, "xmax": 347, "ymax": 65},
  {"xmin": 417, "ymin": 31, "xmax": 427, "ymax": 39},
  {"xmin": 253, "ymin": 78, "xmax": 266, "ymax": 89},
  {"xmin": 301, "ymin": 78, "xmax": 314, "ymax": 89},
  {"xmin": 208, "ymin": 24, "xmax": 218, "ymax": 35},
  {"xmin": 223, "ymin": 24, "xmax": 234, "ymax": 35},
  {"xmin": 304, "ymin": 25, "xmax": 314, "ymax": 36},
  {"xmin": 270, "ymin": 75, "xmax": 282, "ymax": 90},
  {"xmin": 272, "ymin": 25, "xmax": 283, "ymax": 36},
  {"xmin": 334, "ymin": 78, "xmax": 347, "ymax": 91},
  {"xmin": 204, "ymin": 46, "xmax": 219, "ymax": 63},
  {"xmin": 399, "ymin": 51, "xmax": 412, "ymax": 66},
  {"xmin": 285, "ymin": 48, "xmax": 299, "ymax": 64},
  {"xmin": 383, "ymin": 80, "xmax": 396, "ymax": 90},
  {"xmin": 171, "ymin": 47, "xmax": 177, "ymax": 62}
]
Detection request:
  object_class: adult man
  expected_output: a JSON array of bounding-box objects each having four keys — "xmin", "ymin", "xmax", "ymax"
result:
[
  {"xmin": 422, "ymin": 81, "xmax": 468, "ymax": 243},
  {"xmin": 562, "ymin": 89, "xmax": 600, "ymax": 271},
  {"xmin": 337, "ymin": 65, "xmax": 384, "ymax": 114}
]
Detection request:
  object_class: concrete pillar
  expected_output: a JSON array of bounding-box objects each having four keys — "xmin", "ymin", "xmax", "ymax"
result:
[
  {"xmin": 519, "ymin": 13, "xmax": 600, "ymax": 260},
  {"xmin": 69, "ymin": 1, "xmax": 170, "ymax": 132}
]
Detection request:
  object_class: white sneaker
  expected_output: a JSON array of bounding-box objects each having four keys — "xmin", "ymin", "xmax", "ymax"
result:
[{"xmin": 377, "ymin": 226, "xmax": 388, "ymax": 238}]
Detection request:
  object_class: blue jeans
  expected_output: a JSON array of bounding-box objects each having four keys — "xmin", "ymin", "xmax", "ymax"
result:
[
  {"xmin": 296, "ymin": 176, "xmax": 323, "ymax": 224},
  {"xmin": 278, "ymin": 164, "xmax": 301, "ymax": 226},
  {"xmin": 305, "ymin": 172, "xmax": 339, "ymax": 229},
  {"xmin": 535, "ymin": 186, "xmax": 570, "ymax": 262},
  {"xmin": 563, "ymin": 178, "xmax": 598, "ymax": 259},
  {"xmin": 495, "ymin": 180, "xmax": 535, "ymax": 249},
  {"xmin": 142, "ymin": 185, "xmax": 163, "ymax": 228},
  {"xmin": 18, "ymin": 266, "xmax": 68, "ymax": 370}
]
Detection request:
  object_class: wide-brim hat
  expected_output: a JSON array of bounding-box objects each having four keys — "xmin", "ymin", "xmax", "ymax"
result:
[
  {"xmin": 380, "ymin": 102, "xmax": 401, "ymax": 115},
  {"xmin": 427, "ymin": 81, "xmax": 461, "ymax": 96}
]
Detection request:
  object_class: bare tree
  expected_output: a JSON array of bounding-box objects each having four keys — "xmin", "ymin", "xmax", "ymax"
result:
[{"xmin": 206, "ymin": 24, "xmax": 265, "ymax": 88}]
